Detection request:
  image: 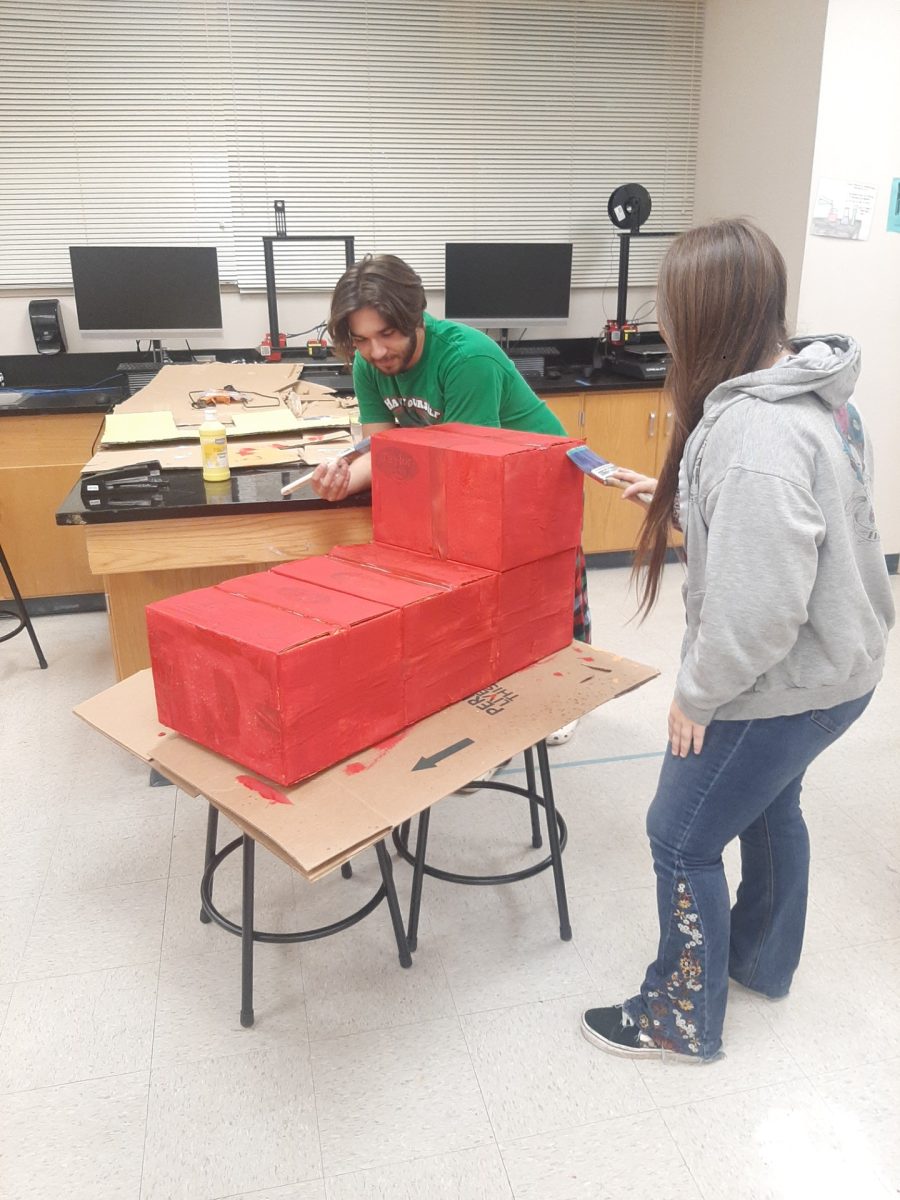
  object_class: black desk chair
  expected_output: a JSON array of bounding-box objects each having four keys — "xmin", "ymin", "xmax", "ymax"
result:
[{"xmin": 0, "ymin": 544, "xmax": 47, "ymax": 669}]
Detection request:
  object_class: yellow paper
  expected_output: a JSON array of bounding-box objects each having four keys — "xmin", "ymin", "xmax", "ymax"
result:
[
  {"xmin": 102, "ymin": 411, "xmax": 181, "ymax": 445},
  {"xmin": 229, "ymin": 409, "xmax": 351, "ymax": 436}
]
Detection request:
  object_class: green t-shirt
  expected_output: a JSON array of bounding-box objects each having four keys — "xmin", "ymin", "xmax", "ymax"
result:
[{"xmin": 354, "ymin": 313, "xmax": 565, "ymax": 436}]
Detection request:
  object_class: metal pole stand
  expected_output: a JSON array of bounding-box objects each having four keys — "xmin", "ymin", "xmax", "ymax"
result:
[
  {"xmin": 393, "ymin": 741, "xmax": 571, "ymax": 952},
  {"xmin": 198, "ymin": 802, "xmax": 412, "ymax": 1027},
  {"xmin": 0, "ymin": 544, "xmax": 48, "ymax": 669}
]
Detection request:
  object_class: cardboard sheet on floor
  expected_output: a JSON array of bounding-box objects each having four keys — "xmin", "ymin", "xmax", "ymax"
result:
[{"xmin": 73, "ymin": 642, "xmax": 658, "ymax": 881}]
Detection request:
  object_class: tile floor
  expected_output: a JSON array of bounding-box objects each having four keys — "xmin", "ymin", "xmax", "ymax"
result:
[{"xmin": 1, "ymin": 565, "xmax": 898, "ymax": 1199}]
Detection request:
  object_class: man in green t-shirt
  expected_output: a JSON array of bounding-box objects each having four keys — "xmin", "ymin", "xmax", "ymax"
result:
[{"xmin": 311, "ymin": 253, "xmax": 589, "ymax": 745}]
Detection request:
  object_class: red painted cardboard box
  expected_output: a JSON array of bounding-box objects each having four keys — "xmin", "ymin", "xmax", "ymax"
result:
[
  {"xmin": 371, "ymin": 424, "xmax": 583, "ymax": 570},
  {"xmin": 495, "ymin": 547, "xmax": 578, "ymax": 676},
  {"xmin": 146, "ymin": 573, "xmax": 403, "ymax": 785},
  {"xmin": 332, "ymin": 541, "xmax": 576, "ymax": 680},
  {"xmin": 277, "ymin": 547, "xmax": 499, "ymax": 724}
]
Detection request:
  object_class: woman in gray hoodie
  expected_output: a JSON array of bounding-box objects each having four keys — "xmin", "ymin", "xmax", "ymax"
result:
[{"xmin": 581, "ymin": 218, "xmax": 895, "ymax": 1063}]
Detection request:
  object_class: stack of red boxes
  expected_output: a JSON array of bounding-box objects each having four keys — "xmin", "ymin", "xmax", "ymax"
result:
[{"xmin": 146, "ymin": 423, "xmax": 583, "ymax": 785}]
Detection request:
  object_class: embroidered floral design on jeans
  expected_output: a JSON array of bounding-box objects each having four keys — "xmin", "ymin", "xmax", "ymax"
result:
[{"xmin": 643, "ymin": 879, "xmax": 704, "ymax": 1055}]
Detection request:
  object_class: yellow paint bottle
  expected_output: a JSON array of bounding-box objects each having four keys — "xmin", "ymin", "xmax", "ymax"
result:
[{"xmin": 199, "ymin": 405, "xmax": 230, "ymax": 482}]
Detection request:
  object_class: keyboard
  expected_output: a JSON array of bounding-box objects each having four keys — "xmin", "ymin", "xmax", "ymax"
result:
[
  {"xmin": 507, "ymin": 343, "xmax": 560, "ymax": 357},
  {"xmin": 116, "ymin": 361, "xmax": 166, "ymax": 373}
]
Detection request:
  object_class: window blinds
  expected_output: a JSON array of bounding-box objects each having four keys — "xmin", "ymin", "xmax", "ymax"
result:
[{"xmin": 0, "ymin": 0, "xmax": 703, "ymax": 293}]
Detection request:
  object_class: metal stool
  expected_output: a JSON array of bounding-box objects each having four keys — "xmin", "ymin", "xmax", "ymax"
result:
[
  {"xmin": 198, "ymin": 804, "xmax": 412, "ymax": 1027},
  {"xmin": 0, "ymin": 544, "xmax": 47, "ymax": 669},
  {"xmin": 393, "ymin": 739, "xmax": 571, "ymax": 951}
]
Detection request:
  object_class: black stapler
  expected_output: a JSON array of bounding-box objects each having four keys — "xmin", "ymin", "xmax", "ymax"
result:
[{"xmin": 80, "ymin": 460, "xmax": 169, "ymax": 507}]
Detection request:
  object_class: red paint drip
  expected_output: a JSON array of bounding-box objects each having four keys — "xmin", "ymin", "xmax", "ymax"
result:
[
  {"xmin": 373, "ymin": 730, "xmax": 408, "ymax": 752},
  {"xmin": 343, "ymin": 728, "xmax": 409, "ymax": 775},
  {"xmin": 237, "ymin": 447, "xmax": 256, "ymax": 457},
  {"xmin": 157, "ymin": 731, "xmax": 167, "ymax": 737},
  {"xmin": 553, "ymin": 671, "xmax": 564, "ymax": 677},
  {"xmin": 236, "ymin": 774, "xmax": 293, "ymax": 805}
]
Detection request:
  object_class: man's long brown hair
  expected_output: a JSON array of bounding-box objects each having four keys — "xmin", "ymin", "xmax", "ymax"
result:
[
  {"xmin": 328, "ymin": 254, "xmax": 427, "ymax": 360},
  {"xmin": 633, "ymin": 218, "xmax": 789, "ymax": 615}
]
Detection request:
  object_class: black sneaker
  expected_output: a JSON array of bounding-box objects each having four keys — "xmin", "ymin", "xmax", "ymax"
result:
[
  {"xmin": 581, "ymin": 1005, "xmax": 664, "ymax": 1059},
  {"xmin": 582, "ymin": 1004, "xmax": 713, "ymax": 1064}
]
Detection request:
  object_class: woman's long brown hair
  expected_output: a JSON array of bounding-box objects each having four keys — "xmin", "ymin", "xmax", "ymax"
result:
[{"xmin": 633, "ymin": 218, "xmax": 789, "ymax": 615}]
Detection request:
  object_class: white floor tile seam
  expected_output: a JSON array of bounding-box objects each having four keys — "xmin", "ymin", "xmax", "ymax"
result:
[
  {"xmin": 303, "ymin": 1020, "xmax": 329, "ymax": 1192},
  {"xmin": 802, "ymin": 1047, "xmax": 900, "ymax": 1091},
  {"xmin": 455, "ymin": 994, "xmax": 661, "ymax": 1131},
  {"xmin": 12, "ymin": 949, "xmax": 165, "ymax": 987},
  {"xmin": 799, "ymin": 1048, "xmax": 900, "ymax": 1091},
  {"xmin": 834, "ymin": 799, "xmax": 900, "ymax": 853},
  {"xmin": 134, "ymin": 827, "xmax": 176, "ymax": 1200},
  {"xmin": 306, "ymin": 1005, "xmax": 467, "ymax": 1052},
  {"xmin": 316, "ymin": 1137, "xmax": 513, "ymax": 1190},
  {"xmin": 0, "ymin": 1063, "xmax": 154, "ymax": 1099},
  {"xmin": 41, "ymin": 867, "xmax": 175, "ymax": 898}
]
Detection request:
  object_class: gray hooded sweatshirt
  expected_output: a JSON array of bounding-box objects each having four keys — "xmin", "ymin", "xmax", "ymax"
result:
[{"xmin": 674, "ymin": 334, "xmax": 894, "ymax": 725}]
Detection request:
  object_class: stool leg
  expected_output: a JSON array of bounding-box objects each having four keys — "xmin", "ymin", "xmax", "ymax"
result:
[
  {"xmin": 0, "ymin": 545, "xmax": 47, "ymax": 669},
  {"xmin": 240, "ymin": 835, "xmax": 255, "ymax": 1027},
  {"xmin": 375, "ymin": 839, "xmax": 412, "ymax": 968},
  {"xmin": 536, "ymin": 740, "xmax": 572, "ymax": 941},
  {"xmin": 524, "ymin": 747, "xmax": 542, "ymax": 849},
  {"xmin": 199, "ymin": 804, "xmax": 219, "ymax": 923},
  {"xmin": 341, "ymin": 862, "xmax": 353, "ymax": 879},
  {"xmin": 406, "ymin": 807, "xmax": 431, "ymax": 952}
]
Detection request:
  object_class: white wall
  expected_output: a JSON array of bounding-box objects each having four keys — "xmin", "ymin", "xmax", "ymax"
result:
[
  {"xmin": 693, "ymin": 0, "xmax": 829, "ymax": 328},
  {"xmin": 796, "ymin": 0, "xmax": 900, "ymax": 553}
]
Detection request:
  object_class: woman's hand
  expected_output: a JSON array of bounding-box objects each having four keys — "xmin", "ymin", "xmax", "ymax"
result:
[
  {"xmin": 668, "ymin": 700, "xmax": 706, "ymax": 757},
  {"xmin": 611, "ymin": 468, "xmax": 657, "ymax": 507},
  {"xmin": 310, "ymin": 456, "xmax": 351, "ymax": 502}
]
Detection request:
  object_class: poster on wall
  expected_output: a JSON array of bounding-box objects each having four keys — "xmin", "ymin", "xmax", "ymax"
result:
[
  {"xmin": 887, "ymin": 179, "xmax": 900, "ymax": 234},
  {"xmin": 810, "ymin": 179, "xmax": 877, "ymax": 241}
]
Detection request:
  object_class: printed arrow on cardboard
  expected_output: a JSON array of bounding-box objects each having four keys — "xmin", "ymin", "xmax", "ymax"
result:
[{"xmin": 412, "ymin": 738, "xmax": 475, "ymax": 772}]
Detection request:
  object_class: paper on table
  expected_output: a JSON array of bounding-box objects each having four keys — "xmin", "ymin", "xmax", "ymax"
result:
[{"xmin": 101, "ymin": 411, "xmax": 182, "ymax": 445}]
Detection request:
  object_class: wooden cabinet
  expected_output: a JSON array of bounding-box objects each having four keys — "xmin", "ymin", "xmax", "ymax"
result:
[
  {"xmin": 0, "ymin": 412, "xmax": 104, "ymax": 600},
  {"xmin": 543, "ymin": 387, "xmax": 676, "ymax": 554}
]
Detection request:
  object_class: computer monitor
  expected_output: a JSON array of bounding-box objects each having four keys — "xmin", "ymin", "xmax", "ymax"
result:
[
  {"xmin": 69, "ymin": 245, "xmax": 223, "ymax": 333},
  {"xmin": 444, "ymin": 242, "xmax": 573, "ymax": 327}
]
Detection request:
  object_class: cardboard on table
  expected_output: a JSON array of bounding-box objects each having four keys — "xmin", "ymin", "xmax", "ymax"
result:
[
  {"xmin": 274, "ymin": 552, "xmax": 499, "ymax": 724},
  {"xmin": 75, "ymin": 642, "xmax": 659, "ymax": 881},
  {"xmin": 146, "ymin": 575, "xmax": 403, "ymax": 785},
  {"xmin": 370, "ymin": 424, "xmax": 583, "ymax": 570},
  {"xmin": 82, "ymin": 432, "xmax": 353, "ymax": 475},
  {"xmin": 115, "ymin": 362, "xmax": 301, "ymax": 422}
]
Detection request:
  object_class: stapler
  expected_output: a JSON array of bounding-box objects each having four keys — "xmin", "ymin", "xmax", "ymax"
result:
[{"xmin": 80, "ymin": 460, "xmax": 169, "ymax": 506}]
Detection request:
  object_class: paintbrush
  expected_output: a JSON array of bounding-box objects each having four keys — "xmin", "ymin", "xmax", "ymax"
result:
[
  {"xmin": 566, "ymin": 445, "xmax": 654, "ymax": 504},
  {"xmin": 280, "ymin": 437, "xmax": 371, "ymax": 497}
]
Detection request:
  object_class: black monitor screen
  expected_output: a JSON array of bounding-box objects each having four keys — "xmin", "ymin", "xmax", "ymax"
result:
[
  {"xmin": 444, "ymin": 242, "xmax": 573, "ymax": 326},
  {"xmin": 69, "ymin": 245, "xmax": 223, "ymax": 331}
]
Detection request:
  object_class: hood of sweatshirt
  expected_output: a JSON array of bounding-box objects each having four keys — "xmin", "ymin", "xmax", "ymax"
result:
[{"xmin": 680, "ymin": 334, "xmax": 861, "ymax": 500}]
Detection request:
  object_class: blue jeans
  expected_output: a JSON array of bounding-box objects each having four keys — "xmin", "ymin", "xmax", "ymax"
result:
[{"xmin": 623, "ymin": 691, "xmax": 873, "ymax": 1060}]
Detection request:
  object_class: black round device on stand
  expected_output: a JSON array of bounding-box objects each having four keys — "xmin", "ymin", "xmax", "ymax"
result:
[{"xmin": 607, "ymin": 184, "xmax": 652, "ymax": 233}]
